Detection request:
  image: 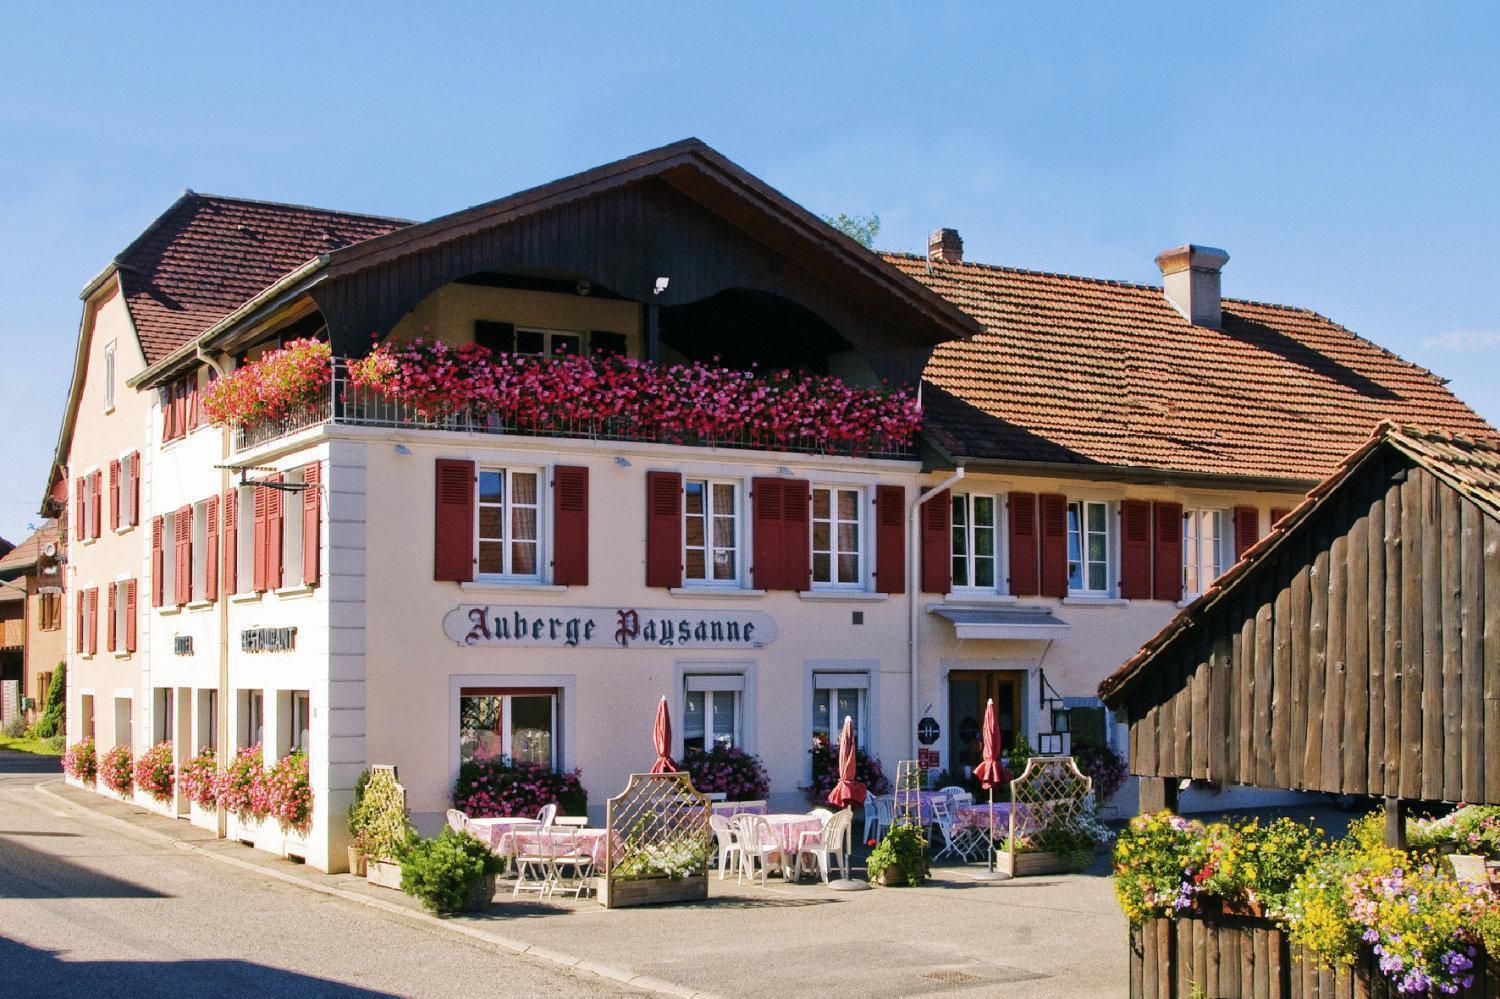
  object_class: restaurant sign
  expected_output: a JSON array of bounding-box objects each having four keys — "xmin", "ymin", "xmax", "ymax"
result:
[{"xmin": 444, "ymin": 605, "xmax": 775, "ymax": 650}]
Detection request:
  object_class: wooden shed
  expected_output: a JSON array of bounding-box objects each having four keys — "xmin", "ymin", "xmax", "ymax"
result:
[{"xmin": 1099, "ymin": 422, "xmax": 1500, "ymax": 821}]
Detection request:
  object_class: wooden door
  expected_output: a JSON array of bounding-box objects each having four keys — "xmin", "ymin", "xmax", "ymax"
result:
[{"xmin": 948, "ymin": 670, "xmax": 1025, "ymax": 780}]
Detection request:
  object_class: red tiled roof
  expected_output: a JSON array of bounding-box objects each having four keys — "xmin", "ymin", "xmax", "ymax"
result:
[
  {"xmin": 0, "ymin": 521, "xmax": 58, "ymax": 575},
  {"xmin": 114, "ymin": 193, "xmax": 409, "ymax": 364},
  {"xmin": 890, "ymin": 255, "xmax": 1493, "ymax": 482}
]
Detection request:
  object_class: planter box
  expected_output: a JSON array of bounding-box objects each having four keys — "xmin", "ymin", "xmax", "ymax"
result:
[
  {"xmin": 464, "ymin": 873, "xmax": 497, "ymax": 910},
  {"xmin": 997, "ymin": 850, "xmax": 1072, "ymax": 877},
  {"xmin": 598, "ymin": 873, "xmax": 707, "ymax": 909},
  {"xmin": 347, "ymin": 847, "xmax": 367, "ymax": 878},
  {"xmin": 366, "ymin": 859, "xmax": 403, "ymax": 890},
  {"xmin": 869, "ymin": 868, "xmax": 923, "ymax": 887}
]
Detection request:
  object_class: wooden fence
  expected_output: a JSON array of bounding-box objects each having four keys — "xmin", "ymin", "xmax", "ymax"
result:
[{"xmin": 1131, "ymin": 915, "xmax": 1498, "ymax": 999}]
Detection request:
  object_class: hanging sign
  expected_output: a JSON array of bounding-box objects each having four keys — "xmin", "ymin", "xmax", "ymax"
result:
[
  {"xmin": 917, "ymin": 716, "xmax": 941, "ymax": 746},
  {"xmin": 443, "ymin": 605, "xmax": 775, "ymax": 650}
]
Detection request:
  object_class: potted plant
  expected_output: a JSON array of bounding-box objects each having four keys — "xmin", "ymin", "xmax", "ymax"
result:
[
  {"xmin": 353, "ymin": 767, "xmax": 415, "ymax": 889},
  {"xmin": 399, "ymin": 828, "xmax": 505, "ymax": 915},
  {"xmin": 867, "ymin": 821, "xmax": 930, "ymax": 887}
]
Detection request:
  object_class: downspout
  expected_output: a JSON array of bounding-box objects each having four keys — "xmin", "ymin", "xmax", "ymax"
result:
[
  {"xmin": 198, "ymin": 346, "xmax": 232, "ymax": 841},
  {"xmin": 909, "ymin": 467, "xmax": 963, "ymax": 758}
]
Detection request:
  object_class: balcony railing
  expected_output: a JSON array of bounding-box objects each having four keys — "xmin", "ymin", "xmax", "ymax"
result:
[{"xmin": 234, "ymin": 359, "xmax": 917, "ymax": 460}]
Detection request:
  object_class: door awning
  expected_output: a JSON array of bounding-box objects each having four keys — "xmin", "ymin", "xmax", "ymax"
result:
[{"xmin": 930, "ymin": 603, "xmax": 1070, "ymax": 640}]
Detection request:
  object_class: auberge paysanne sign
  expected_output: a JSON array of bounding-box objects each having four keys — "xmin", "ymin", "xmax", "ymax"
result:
[{"xmin": 443, "ymin": 605, "xmax": 776, "ymax": 650}]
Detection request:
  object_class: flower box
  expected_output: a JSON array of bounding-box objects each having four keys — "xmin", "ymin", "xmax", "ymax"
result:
[
  {"xmin": 366, "ymin": 858, "xmax": 403, "ymax": 890},
  {"xmin": 464, "ymin": 873, "xmax": 498, "ymax": 911},
  {"xmin": 347, "ymin": 847, "xmax": 368, "ymax": 877},
  {"xmin": 597, "ymin": 873, "xmax": 707, "ymax": 909},
  {"xmin": 997, "ymin": 849, "xmax": 1071, "ymax": 877}
]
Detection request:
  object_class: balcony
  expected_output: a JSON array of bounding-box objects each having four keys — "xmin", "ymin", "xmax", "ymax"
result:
[{"xmin": 233, "ymin": 357, "xmax": 918, "ymax": 460}]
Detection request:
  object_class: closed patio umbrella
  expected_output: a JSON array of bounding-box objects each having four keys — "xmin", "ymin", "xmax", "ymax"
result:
[
  {"xmin": 825, "ymin": 715, "xmax": 868, "ymax": 891},
  {"xmin": 649, "ymin": 696, "xmax": 677, "ymax": 774},
  {"xmin": 972, "ymin": 698, "xmax": 1012, "ymax": 881}
]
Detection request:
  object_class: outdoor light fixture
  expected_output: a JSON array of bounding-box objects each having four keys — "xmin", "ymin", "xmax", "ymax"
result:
[
  {"xmin": 1052, "ymin": 707, "xmax": 1071, "ymax": 734},
  {"xmin": 394, "ymin": 444, "xmax": 412, "ymax": 456},
  {"xmin": 776, "ymin": 466, "xmax": 793, "ymax": 476},
  {"xmin": 614, "ymin": 456, "xmax": 632, "ymax": 468},
  {"xmin": 653, "ymin": 276, "xmax": 670, "ymax": 295}
]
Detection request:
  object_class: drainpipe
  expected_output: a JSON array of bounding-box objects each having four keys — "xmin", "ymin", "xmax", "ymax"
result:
[
  {"xmin": 909, "ymin": 467, "xmax": 963, "ymax": 758},
  {"xmin": 198, "ymin": 346, "xmax": 232, "ymax": 840}
]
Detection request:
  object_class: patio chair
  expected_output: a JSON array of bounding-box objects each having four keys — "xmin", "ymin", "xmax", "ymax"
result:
[
  {"xmin": 810, "ymin": 807, "xmax": 834, "ymax": 824},
  {"xmin": 445, "ymin": 808, "xmax": 469, "ymax": 834},
  {"xmin": 732, "ymin": 813, "xmax": 782, "ymax": 887},
  {"xmin": 862, "ymin": 794, "xmax": 894, "ymax": 844},
  {"xmin": 545, "ymin": 828, "xmax": 594, "ymax": 899},
  {"xmin": 705, "ymin": 791, "xmax": 728, "ymax": 802},
  {"xmin": 794, "ymin": 808, "xmax": 853, "ymax": 884},
  {"xmin": 948, "ymin": 791, "xmax": 975, "ymax": 810},
  {"xmin": 537, "ymin": 803, "xmax": 558, "ymax": 828},
  {"xmin": 511, "ymin": 824, "xmax": 552, "ymax": 897},
  {"xmin": 928, "ymin": 796, "xmax": 981, "ymax": 862},
  {"xmin": 709, "ymin": 813, "xmax": 739, "ymax": 879}
]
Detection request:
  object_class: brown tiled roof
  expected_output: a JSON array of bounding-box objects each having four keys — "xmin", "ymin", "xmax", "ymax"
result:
[
  {"xmin": 0, "ymin": 521, "xmax": 59, "ymax": 575},
  {"xmin": 114, "ymin": 193, "xmax": 409, "ymax": 364},
  {"xmin": 890, "ymin": 255, "xmax": 1494, "ymax": 482}
]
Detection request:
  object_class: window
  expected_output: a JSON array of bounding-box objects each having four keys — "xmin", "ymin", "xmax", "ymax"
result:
[
  {"xmin": 280, "ymin": 468, "xmax": 304, "ymax": 588},
  {"xmin": 38, "ymin": 589, "xmax": 61, "ymax": 631},
  {"xmin": 240, "ymin": 689, "xmax": 264, "ymax": 748},
  {"xmin": 811, "ymin": 672, "xmax": 868, "ymax": 749},
  {"xmin": 192, "ymin": 501, "xmax": 209, "ymax": 601},
  {"xmin": 161, "ymin": 373, "xmax": 195, "ymax": 442},
  {"xmin": 80, "ymin": 694, "xmax": 95, "ymax": 742},
  {"xmin": 684, "ymin": 479, "xmax": 739, "ymax": 584},
  {"xmin": 589, "ymin": 331, "xmax": 628, "ymax": 358},
  {"xmin": 119, "ymin": 452, "xmax": 139, "ymax": 528},
  {"xmin": 291, "ymin": 691, "xmax": 310, "ymax": 754},
  {"xmin": 515, "ymin": 328, "xmax": 580, "ymax": 357},
  {"xmin": 237, "ymin": 485, "xmax": 255, "ymax": 593},
  {"xmin": 1182, "ymin": 508, "xmax": 1230, "ymax": 597},
  {"xmin": 476, "ymin": 468, "xmax": 541, "ymax": 579},
  {"xmin": 37, "ymin": 671, "xmax": 53, "ymax": 706},
  {"xmin": 197, "ymin": 689, "xmax": 218, "ymax": 753},
  {"xmin": 1066, "ymin": 500, "xmax": 1111, "ymax": 594},
  {"xmin": 113, "ymin": 696, "xmax": 132, "ymax": 749},
  {"xmin": 683, "ymin": 675, "xmax": 742, "ymax": 751},
  {"xmin": 112, "ymin": 579, "xmax": 130, "ymax": 650},
  {"xmin": 951, "ymin": 493, "xmax": 999, "ymax": 590},
  {"xmin": 459, "ymin": 688, "xmax": 557, "ymax": 768},
  {"xmin": 103, "ymin": 341, "xmax": 116, "ymax": 412},
  {"xmin": 153, "ymin": 687, "xmax": 174, "ymax": 744},
  {"xmin": 473, "ymin": 320, "xmax": 514, "ymax": 354},
  {"xmin": 160, "ymin": 510, "xmax": 178, "ymax": 606},
  {"xmin": 811, "ymin": 486, "xmax": 863, "ymax": 587}
]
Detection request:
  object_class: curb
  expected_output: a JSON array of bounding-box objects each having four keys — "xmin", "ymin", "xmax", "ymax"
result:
[{"xmin": 34, "ymin": 780, "xmax": 721, "ymax": 999}]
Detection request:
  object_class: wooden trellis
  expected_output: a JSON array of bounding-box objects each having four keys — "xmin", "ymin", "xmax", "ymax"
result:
[{"xmin": 599, "ymin": 772, "xmax": 710, "ymax": 908}]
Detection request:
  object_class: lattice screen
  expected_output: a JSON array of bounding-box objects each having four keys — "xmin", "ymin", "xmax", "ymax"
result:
[
  {"xmin": 603, "ymin": 772, "xmax": 711, "ymax": 885},
  {"xmin": 1006, "ymin": 755, "xmax": 1093, "ymax": 860}
]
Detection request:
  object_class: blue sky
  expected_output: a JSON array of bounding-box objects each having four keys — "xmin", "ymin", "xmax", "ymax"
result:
[{"xmin": 2, "ymin": 3, "xmax": 1497, "ymax": 544}]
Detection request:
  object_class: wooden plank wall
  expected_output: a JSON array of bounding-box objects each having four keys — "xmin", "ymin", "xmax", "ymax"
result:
[{"xmin": 1125, "ymin": 451, "xmax": 1500, "ymax": 802}]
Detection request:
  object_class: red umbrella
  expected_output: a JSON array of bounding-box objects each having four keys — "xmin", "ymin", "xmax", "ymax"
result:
[
  {"xmin": 827, "ymin": 715, "xmax": 867, "ymax": 807},
  {"xmin": 649, "ymin": 696, "xmax": 677, "ymax": 774},
  {"xmin": 973, "ymin": 698, "xmax": 1011, "ymax": 790}
]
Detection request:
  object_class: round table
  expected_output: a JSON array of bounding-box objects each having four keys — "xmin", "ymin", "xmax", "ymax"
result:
[{"xmin": 760, "ymin": 813, "xmax": 825, "ymax": 855}]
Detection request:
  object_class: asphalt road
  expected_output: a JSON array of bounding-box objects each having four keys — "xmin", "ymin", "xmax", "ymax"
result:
[{"xmin": 0, "ymin": 752, "xmax": 631, "ymax": 998}]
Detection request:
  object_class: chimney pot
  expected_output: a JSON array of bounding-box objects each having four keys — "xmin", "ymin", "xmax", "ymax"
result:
[
  {"xmin": 1155, "ymin": 244, "xmax": 1229, "ymax": 328},
  {"xmin": 928, "ymin": 228, "xmax": 963, "ymax": 264}
]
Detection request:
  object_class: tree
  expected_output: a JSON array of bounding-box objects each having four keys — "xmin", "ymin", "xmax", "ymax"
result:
[
  {"xmin": 821, "ymin": 212, "xmax": 881, "ymax": 249},
  {"xmin": 35, "ymin": 662, "xmax": 65, "ymax": 737}
]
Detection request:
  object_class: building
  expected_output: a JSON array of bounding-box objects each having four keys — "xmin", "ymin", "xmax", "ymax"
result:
[
  {"xmin": 44, "ymin": 139, "xmax": 1490, "ymax": 869},
  {"xmin": 0, "ymin": 522, "xmax": 67, "ymax": 723}
]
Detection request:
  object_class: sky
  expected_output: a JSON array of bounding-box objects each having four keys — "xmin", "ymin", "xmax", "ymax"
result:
[{"xmin": 2, "ymin": 2, "xmax": 1498, "ymax": 545}]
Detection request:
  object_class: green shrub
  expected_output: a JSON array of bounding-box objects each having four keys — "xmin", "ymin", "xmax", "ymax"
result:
[
  {"xmin": 350, "ymin": 768, "xmax": 415, "ymax": 861},
  {"xmin": 35, "ymin": 663, "xmax": 65, "ymax": 738},
  {"xmin": 399, "ymin": 828, "xmax": 503, "ymax": 915},
  {"xmin": 867, "ymin": 821, "xmax": 930, "ymax": 887}
]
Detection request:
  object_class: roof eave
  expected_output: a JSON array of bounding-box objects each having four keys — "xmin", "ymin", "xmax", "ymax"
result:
[{"xmin": 944, "ymin": 454, "xmax": 1318, "ymax": 493}]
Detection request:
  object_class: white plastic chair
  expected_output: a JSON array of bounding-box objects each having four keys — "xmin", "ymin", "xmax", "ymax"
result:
[
  {"xmin": 810, "ymin": 807, "xmax": 834, "ymax": 824},
  {"xmin": 537, "ymin": 803, "xmax": 558, "ymax": 828},
  {"xmin": 862, "ymin": 794, "xmax": 893, "ymax": 844},
  {"xmin": 709, "ymin": 813, "xmax": 739, "ymax": 879},
  {"xmin": 732, "ymin": 813, "xmax": 782, "ymax": 887},
  {"xmin": 445, "ymin": 808, "xmax": 469, "ymax": 834},
  {"xmin": 795, "ymin": 808, "xmax": 853, "ymax": 883},
  {"xmin": 511, "ymin": 824, "xmax": 551, "ymax": 896}
]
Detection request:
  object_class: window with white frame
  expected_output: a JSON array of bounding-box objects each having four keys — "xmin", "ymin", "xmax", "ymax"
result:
[
  {"xmin": 197, "ymin": 689, "xmax": 217, "ymax": 753},
  {"xmin": 112, "ymin": 579, "xmax": 129, "ymax": 649},
  {"xmin": 103, "ymin": 340, "xmax": 116, "ymax": 412},
  {"xmin": 459, "ymin": 688, "xmax": 558, "ymax": 768},
  {"xmin": 153, "ymin": 687, "xmax": 173, "ymax": 744},
  {"xmin": 811, "ymin": 672, "xmax": 868, "ymax": 749},
  {"xmin": 683, "ymin": 674, "xmax": 743, "ymax": 751},
  {"xmin": 1067, "ymin": 499, "xmax": 1112, "ymax": 595},
  {"xmin": 951, "ymin": 492, "xmax": 1000, "ymax": 590},
  {"xmin": 291, "ymin": 691, "xmax": 310, "ymax": 754},
  {"xmin": 683, "ymin": 479, "xmax": 739, "ymax": 585},
  {"xmin": 240, "ymin": 689, "xmax": 264, "ymax": 749},
  {"xmin": 477, "ymin": 468, "xmax": 541, "ymax": 579},
  {"xmin": 237, "ymin": 485, "xmax": 255, "ymax": 593},
  {"xmin": 160, "ymin": 510, "xmax": 178, "ymax": 606},
  {"xmin": 281, "ymin": 467, "xmax": 304, "ymax": 587},
  {"xmin": 811, "ymin": 486, "xmax": 863, "ymax": 587},
  {"xmin": 120, "ymin": 453, "xmax": 138, "ymax": 528},
  {"xmin": 1183, "ymin": 508, "xmax": 1231, "ymax": 597},
  {"xmin": 191, "ymin": 501, "xmax": 209, "ymax": 601},
  {"xmin": 515, "ymin": 328, "xmax": 581, "ymax": 357}
]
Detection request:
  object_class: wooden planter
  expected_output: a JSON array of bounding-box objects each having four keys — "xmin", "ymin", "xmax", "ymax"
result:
[
  {"xmin": 365, "ymin": 859, "xmax": 402, "ymax": 890},
  {"xmin": 998, "ymin": 850, "xmax": 1071, "ymax": 877},
  {"xmin": 869, "ymin": 868, "xmax": 923, "ymax": 887},
  {"xmin": 463, "ymin": 873, "xmax": 497, "ymax": 910},
  {"xmin": 598, "ymin": 873, "xmax": 707, "ymax": 909}
]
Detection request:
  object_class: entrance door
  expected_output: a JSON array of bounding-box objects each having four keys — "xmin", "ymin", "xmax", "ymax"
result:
[{"xmin": 948, "ymin": 670, "xmax": 1024, "ymax": 781}]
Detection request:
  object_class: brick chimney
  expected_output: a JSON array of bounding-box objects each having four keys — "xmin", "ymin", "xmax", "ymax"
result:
[
  {"xmin": 928, "ymin": 228, "xmax": 963, "ymax": 264},
  {"xmin": 1155, "ymin": 244, "xmax": 1229, "ymax": 328}
]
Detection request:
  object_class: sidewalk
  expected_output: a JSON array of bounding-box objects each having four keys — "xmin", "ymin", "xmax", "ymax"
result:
[{"xmin": 41, "ymin": 780, "xmax": 1128, "ymax": 998}]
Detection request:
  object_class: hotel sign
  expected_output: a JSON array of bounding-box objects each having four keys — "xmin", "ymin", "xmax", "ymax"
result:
[{"xmin": 444, "ymin": 605, "xmax": 775, "ymax": 650}]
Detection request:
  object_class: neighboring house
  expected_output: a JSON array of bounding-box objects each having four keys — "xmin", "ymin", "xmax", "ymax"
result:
[
  {"xmin": 41, "ymin": 139, "xmax": 1490, "ymax": 869},
  {"xmin": 0, "ymin": 522, "xmax": 67, "ymax": 723}
]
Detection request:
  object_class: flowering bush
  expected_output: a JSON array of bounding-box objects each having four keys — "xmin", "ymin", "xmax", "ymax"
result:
[
  {"xmin": 62, "ymin": 737, "xmax": 97, "ymax": 783},
  {"xmin": 1346, "ymin": 860, "xmax": 1489, "ymax": 995},
  {"xmin": 1113, "ymin": 811, "xmax": 1209, "ymax": 921},
  {"xmin": 203, "ymin": 338, "xmax": 332, "ymax": 426},
  {"xmin": 613, "ymin": 836, "xmax": 711, "ymax": 881},
  {"xmin": 99, "ymin": 744, "xmax": 133, "ymax": 795},
  {"xmin": 215, "ymin": 744, "xmax": 265, "ymax": 821},
  {"xmin": 1409, "ymin": 804, "xmax": 1500, "ymax": 858},
  {"xmin": 682, "ymin": 745, "xmax": 769, "ymax": 802},
  {"xmin": 262, "ymin": 752, "xmax": 313, "ymax": 835},
  {"xmin": 452, "ymin": 756, "xmax": 586, "ymax": 819},
  {"xmin": 179, "ymin": 747, "xmax": 217, "ymax": 808},
  {"xmin": 133, "ymin": 741, "xmax": 174, "ymax": 802},
  {"xmin": 1073, "ymin": 743, "xmax": 1129, "ymax": 805},
  {"xmin": 808, "ymin": 739, "xmax": 890, "ymax": 805}
]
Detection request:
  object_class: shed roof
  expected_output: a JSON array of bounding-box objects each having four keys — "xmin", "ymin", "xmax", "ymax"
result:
[{"xmin": 0, "ymin": 521, "xmax": 60, "ymax": 576}]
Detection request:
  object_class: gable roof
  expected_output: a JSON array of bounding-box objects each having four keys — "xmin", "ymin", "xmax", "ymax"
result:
[
  {"xmin": 892, "ymin": 256, "xmax": 1493, "ymax": 483},
  {"xmin": 0, "ymin": 521, "xmax": 58, "ymax": 576},
  {"xmin": 113, "ymin": 192, "xmax": 409, "ymax": 364},
  {"xmin": 1098, "ymin": 422, "xmax": 1500, "ymax": 704}
]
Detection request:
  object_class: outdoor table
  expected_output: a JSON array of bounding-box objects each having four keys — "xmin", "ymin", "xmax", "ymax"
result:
[
  {"xmin": 465, "ymin": 816, "xmax": 535, "ymax": 851},
  {"xmin": 494, "ymin": 826, "xmax": 612, "ymax": 866},
  {"xmin": 894, "ymin": 790, "xmax": 959, "ymax": 825},
  {"xmin": 953, "ymin": 802, "xmax": 1016, "ymax": 838},
  {"xmin": 760, "ymin": 813, "xmax": 825, "ymax": 876},
  {"xmin": 709, "ymin": 800, "xmax": 768, "ymax": 818}
]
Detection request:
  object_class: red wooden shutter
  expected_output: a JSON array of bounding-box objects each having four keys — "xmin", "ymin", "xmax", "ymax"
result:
[
  {"xmin": 873, "ymin": 484, "xmax": 905, "ymax": 595},
  {"xmin": 434, "ymin": 459, "xmax": 476, "ymax": 583},
  {"xmin": 1038, "ymin": 493, "xmax": 1070, "ymax": 598},
  {"xmin": 161, "ymin": 387, "xmax": 172, "ymax": 442},
  {"xmin": 1270, "ymin": 507, "xmax": 1291, "ymax": 529},
  {"xmin": 106, "ymin": 582, "xmax": 117, "ymax": 652},
  {"xmin": 86, "ymin": 587, "xmax": 98, "ymax": 655},
  {"xmin": 109, "ymin": 459, "xmax": 121, "ymax": 531},
  {"xmin": 920, "ymin": 489, "xmax": 952, "ymax": 594},
  {"xmin": 783, "ymin": 479, "xmax": 811, "ymax": 593},
  {"xmin": 89, "ymin": 471, "xmax": 101, "ymax": 539},
  {"xmin": 188, "ymin": 372, "xmax": 200, "ymax": 430},
  {"xmin": 751, "ymin": 477, "xmax": 784, "ymax": 591},
  {"xmin": 130, "ymin": 452, "xmax": 141, "ymax": 525},
  {"xmin": 265, "ymin": 476, "xmax": 284, "ymax": 590},
  {"xmin": 252, "ymin": 482, "xmax": 268, "ymax": 592},
  {"xmin": 205, "ymin": 495, "xmax": 220, "ymax": 601},
  {"xmin": 75, "ymin": 478, "xmax": 85, "ymax": 540},
  {"xmin": 174, "ymin": 504, "xmax": 192, "ymax": 604},
  {"xmin": 125, "ymin": 580, "xmax": 137, "ymax": 652},
  {"xmin": 645, "ymin": 471, "xmax": 683, "ymax": 588},
  {"xmin": 1232, "ymin": 505, "xmax": 1259, "ymax": 561},
  {"xmin": 223, "ymin": 488, "xmax": 238, "ymax": 595},
  {"xmin": 151, "ymin": 516, "xmax": 165, "ymax": 606},
  {"xmin": 551, "ymin": 465, "xmax": 588, "ymax": 586},
  {"xmin": 1007, "ymin": 492, "xmax": 1039, "ymax": 596},
  {"xmin": 174, "ymin": 378, "xmax": 189, "ymax": 438},
  {"xmin": 75, "ymin": 591, "xmax": 84, "ymax": 653},
  {"xmin": 1153, "ymin": 501, "xmax": 1185, "ymax": 602},
  {"xmin": 1119, "ymin": 499, "xmax": 1154, "ymax": 600},
  {"xmin": 302, "ymin": 462, "xmax": 321, "ymax": 587}
]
